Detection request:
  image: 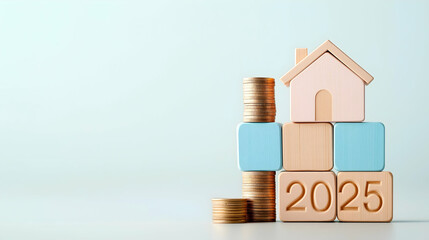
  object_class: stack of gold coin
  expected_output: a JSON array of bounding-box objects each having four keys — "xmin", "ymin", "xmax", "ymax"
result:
[
  {"xmin": 242, "ymin": 171, "xmax": 276, "ymax": 222},
  {"xmin": 212, "ymin": 198, "xmax": 248, "ymax": 224},
  {"xmin": 243, "ymin": 77, "xmax": 276, "ymax": 122}
]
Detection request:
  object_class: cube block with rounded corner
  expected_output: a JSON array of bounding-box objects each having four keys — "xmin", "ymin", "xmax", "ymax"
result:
[
  {"xmin": 337, "ymin": 171, "xmax": 393, "ymax": 222},
  {"xmin": 237, "ymin": 122, "xmax": 282, "ymax": 171},
  {"xmin": 279, "ymin": 171, "xmax": 336, "ymax": 221},
  {"xmin": 283, "ymin": 122, "xmax": 333, "ymax": 171},
  {"xmin": 334, "ymin": 122, "xmax": 385, "ymax": 171}
]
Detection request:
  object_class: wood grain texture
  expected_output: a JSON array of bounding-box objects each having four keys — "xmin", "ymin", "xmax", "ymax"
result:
[
  {"xmin": 337, "ymin": 172, "xmax": 393, "ymax": 222},
  {"xmin": 279, "ymin": 171, "xmax": 336, "ymax": 222},
  {"xmin": 280, "ymin": 40, "xmax": 373, "ymax": 86},
  {"xmin": 315, "ymin": 89, "xmax": 332, "ymax": 121},
  {"xmin": 295, "ymin": 48, "xmax": 308, "ymax": 65},
  {"xmin": 290, "ymin": 52, "xmax": 365, "ymax": 122},
  {"xmin": 283, "ymin": 122, "xmax": 333, "ymax": 171}
]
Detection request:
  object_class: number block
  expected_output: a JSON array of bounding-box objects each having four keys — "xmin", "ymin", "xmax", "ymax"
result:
[
  {"xmin": 279, "ymin": 171, "xmax": 336, "ymax": 221},
  {"xmin": 283, "ymin": 122, "xmax": 333, "ymax": 171},
  {"xmin": 337, "ymin": 171, "xmax": 393, "ymax": 222},
  {"xmin": 334, "ymin": 122, "xmax": 385, "ymax": 171},
  {"xmin": 237, "ymin": 122, "xmax": 282, "ymax": 171}
]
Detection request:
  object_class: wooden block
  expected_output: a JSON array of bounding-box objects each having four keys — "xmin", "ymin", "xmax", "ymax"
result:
[
  {"xmin": 295, "ymin": 48, "xmax": 308, "ymax": 64},
  {"xmin": 279, "ymin": 171, "xmax": 336, "ymax": 221},
  {"xmin": 337, "ymin": 172, "xmax": 393, "ymax": 222},
  {"xmin": 283, "ymin": 123, "xmax": 333, "ymax": 171},
  {"xmin": 334, "ymin": 122, "xmax": 385, "ymax": 171},
  {"xmin": 290, "ymin": 52, "xmax": 365, "ymax": 122},
  {"xmin": 237, "ymin": 122, "xmax": 282, "ymax": 171}
]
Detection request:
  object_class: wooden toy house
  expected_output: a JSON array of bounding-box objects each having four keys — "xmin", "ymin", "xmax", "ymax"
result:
[{"xmin": 280, "ymin": 40, "xmax": 374, "ymax": 122}]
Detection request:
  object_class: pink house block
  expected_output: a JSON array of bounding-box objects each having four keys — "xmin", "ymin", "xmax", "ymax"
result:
[{"xmin": 280, "ymin": 40, "xmax": 374, "ymax": 122}]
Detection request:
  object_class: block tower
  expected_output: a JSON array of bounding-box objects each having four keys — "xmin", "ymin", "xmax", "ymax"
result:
[{"xmin": 278, "ymin": 40, "xmax": 393, "ymax": 222}]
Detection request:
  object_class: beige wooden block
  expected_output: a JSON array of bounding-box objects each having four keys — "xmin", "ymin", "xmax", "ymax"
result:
[
  {"xmin": 283, "ymin": 123, "xmax": 333, "ymax": 171},
  {"xmin": 337, "ymin": 172, "xmax": 393, "ymax": 222},
  {"xmin": 295, "ymin": 48, "xmax": 308, "ymax": 64},
  {"xmin": 279, "ymin": 171, "xmax": 336, "ymax": 221}
]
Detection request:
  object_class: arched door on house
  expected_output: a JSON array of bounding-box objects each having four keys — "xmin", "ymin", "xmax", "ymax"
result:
[{"xmin": 315, "ymin": 89, "xmax": 332, "ymax": 121}]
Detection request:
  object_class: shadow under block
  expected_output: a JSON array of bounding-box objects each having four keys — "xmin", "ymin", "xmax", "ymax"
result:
[
  {"xmin": 237, "ymin": 122, "xmax": 282, "ymax": 171},
  {"xmin": 279, "ymin": 172, "xmax": 336, "ymax": 222},
  {"xmin": 289, "ymin": 52, "xmax": 365, "ymax": 122},
  {"xmin": 334, "ymin": 122, "xmax": 385, "ymax": 171},
  {"xmin": 337, "ymin": 172, "xmax": 393, "ymax": 222},
  {"xmin": 283, "ymin": 123, "xmax": 333, "ymax": 171}
]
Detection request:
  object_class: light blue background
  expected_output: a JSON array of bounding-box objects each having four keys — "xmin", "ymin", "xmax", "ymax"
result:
[
  {"xmin": 0, "ymin": 0, "xmax": 428, "ymax": 239},
  {"xmin": 237, "ymin": 122, "xmax": 282, "ymax": 171},
  {"xmin": 334, "ymin": 122, "xmax": 385, "ymax": 171}
]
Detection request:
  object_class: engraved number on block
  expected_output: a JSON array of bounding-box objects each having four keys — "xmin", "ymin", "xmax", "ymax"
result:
[
  {"xmin": 311, "ymin": 182, "xmax": 331, "ymax": 212},
  {"xmin": 364, "ymin": 181, "xmax": 383, "ymax": 212},
  {"xmin": 286, "ymin": 181, "xmax": 332, "ymax": 212},
  {"xmin": 339, "ymin": 180, "xmax": 383, "ymax": 212},
  {"xmin": 286, "ymin": 181, "xmax": 306, "ymax": 211},
  {"xmin": 339, "ymin": 181, "xmax": 359, "ymax": 211}
]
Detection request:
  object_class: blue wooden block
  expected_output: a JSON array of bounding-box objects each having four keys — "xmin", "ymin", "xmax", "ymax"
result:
[
  {"xmin": 237, "ymin": 122, "xmax": 283, "ymax": 171},
  {"xmin": 334, "ymin": 122, "xmax": 385, "ymax": 171}
]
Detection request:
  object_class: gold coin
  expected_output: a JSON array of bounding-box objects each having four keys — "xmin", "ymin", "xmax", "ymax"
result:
[
  {"xmin": 243, "ymin": 109, "xmax": 276, "ymax": 111},
  {"xmin": 242, "ymin": 184, "xmax": 275, "ymax": 187},
  {"xmin": 243, "ymin": 106, "xmax": 276, "ymax": 110},
  {"xmin": 243, "ymin": 117, "xmax": 275, "ymax": 121},
  {"xmin": 243, "ymin": 79, "xmax": 275, "ymax": 84},
  {"xmin": 243, "ymin": 194, "xmax": 275, "ymax": 198},
  {"xmin": 212, "ymin": 214, "xmax": 247, "ymax": 219},
  {"xmin": 243, "ymin": 114, "xmax": 276, "ymax": 118},
  {"xmin": 243, "ymin": 90, "xmax": 274, "ymax": 94},
  {"xmin": 243, "ymin": 77, "xmax": 274, "ymax": 81},
  {"xmin": 212, "ymin": 198, "xmax": 247, "ymax": 203},
  {"xmin": 243, "ymin": 95, "xmax": 274, "ymax": 98},
  {"xmin": 242, "ymin": 188, "xmax": 275, "ymax": 191},
  {"xmin": 212, "ymin": 216, "xmax": 247, "ymax": 220},
  {"xmin": 242, "ymin": 181, "xmax": 275, "ymax": 184},
  {"xmin": 242, "ymin": 90, "xmax": 274, "ymax": 94},
  {"xmin": 243, "ymin": 120, "xmax": 275, "ymax": 123},
  {"xmin": 242, "ymin": 178, "xmax": 275, "ymax": 181},
  {"xmin": 213, "ymin": 220, "xmax": 247, "ymax": 224},
  {"xmin": 243, "ymin": 111, "xmax": 276, "ymax": 118},
  {"xmin": 244, "ymin": 102, "xmax": 276, "ymax": 105},
  {"xmin": 243, "ymin": 83, "xmax": 275, "ymax": 87},
  {"xmin": 242, "ymin": 172, "xmax": 276, "ymax": 175},
  {"xmin": 243, "ymin": 172, "xmax": 276, "ymax": 176},
  {"xmin": 212, "ymin": 211, "xmax": 247, "ymax": 215},
  {"xmin": 243, "ymin": 110, "xmax": 276, "ymax": 113},
  {"xmin": 243, "ymin": 99, "xmax": 275, "ymax": 103},
  {"xmin": 249, "ymin": 199, "xmax": 276, "ymax": 203},
  {"xmin": 245, "ymin": 197, "xmax": 276, "ymax": 200},
  {"xmin": 248, "ymin": 219, "xmax": 275, "ymax": 222}
]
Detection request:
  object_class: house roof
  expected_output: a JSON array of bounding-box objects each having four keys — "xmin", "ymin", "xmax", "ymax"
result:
[{"xmin": 280, "ymin": 40, "xmax": 374, "ymax": 86}]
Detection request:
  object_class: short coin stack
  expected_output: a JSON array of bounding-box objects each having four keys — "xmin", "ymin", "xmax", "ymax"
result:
[
  {"xmin": 243, "ymin": 77, "xmax": 276, "ymax": 122},
  {"xmin": 212, "ymin": 198, "xmax": 248, "ymax": 224},
  {"xmin": 242, "ymin": 171, "xmax": 276, "ymax": 222}
]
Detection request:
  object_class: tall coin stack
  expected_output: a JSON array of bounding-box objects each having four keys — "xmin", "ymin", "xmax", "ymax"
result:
[
  {"xmin": 238, "ymin": 76, "xmax": 281, "ymax": 222},
  {"xmin": 243, "ymin": 77, "xmax": 276, "ymax": 122},
  {"xmin": 242, "ymin": 172, "xmax": 276, "ymax": 222},
  {"xmin": 212, "ymin": 198, "xmax": 248, "ymax": 224}
]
